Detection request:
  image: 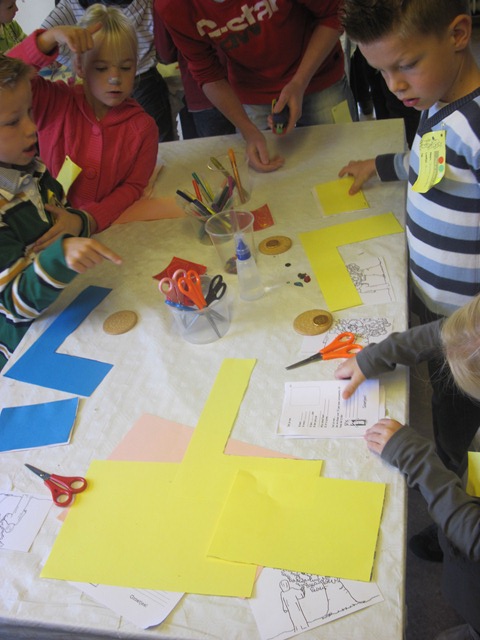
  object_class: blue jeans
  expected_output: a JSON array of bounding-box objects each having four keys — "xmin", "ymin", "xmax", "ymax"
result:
[
  {"xmin": 192, "ymin": 108, "xmax": 236, "ymax": 138},
  {"xmin": 243, "ymin": 76, "xmax": 357, "ymax": 130}
]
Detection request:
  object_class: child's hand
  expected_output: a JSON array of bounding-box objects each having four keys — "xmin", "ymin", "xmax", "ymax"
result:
[
  {"xmin": 338, "ymin": 159, "xmax": 377, "ymax": 194},
  {"xmin": 38, "ymin": 24, "xmax": 101, "ymax": 55},
  {"xmin": 364, "ymin": 418, "xmax": 404, "ymax": 455},
  {"xmin": 33, "ymin": 204, "xmax": 84, "ymax": 252},
  {"xmin": 334, "ymin": 356, "xmax": 366, "ymax": 399},
  {"xmin": 63, "ymin": 237, "xmax": 122, "ymax": 273}
]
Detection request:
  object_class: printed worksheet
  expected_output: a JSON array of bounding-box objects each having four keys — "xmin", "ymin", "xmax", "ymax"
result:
[
  {"xmin": 249, "ymin": 568, "xmax": 383, "ymax": 640},
  {"xmin": 70, "ymin": 582, "xmax": 183, "ymax": 629},
  {"xmin": 277, "ymin": 379, "xmax": 380, "ymax": 438},
  {"xmin": 0, "ymin": 492, "xmax": 51, "ymax": 551}
]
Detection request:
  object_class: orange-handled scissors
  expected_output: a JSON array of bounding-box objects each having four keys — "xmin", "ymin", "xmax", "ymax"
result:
[
  {"xmin": 286, "ymin": 332, "xmax": 363, "ymax": 370},
  {"xmin": 177, "ymin": 270, "xmax": 207, "ymax": 309},
  {"xmin": 25, "ymin": 464, "xmax": 87, "ymax": 507}
]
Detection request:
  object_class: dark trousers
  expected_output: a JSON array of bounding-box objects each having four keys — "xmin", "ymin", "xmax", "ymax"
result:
[
  {"xmin": 412, "ymin": 294, "xmax": 480, "ymax": 473},
  {"xmin": 133, "ymin": 67, "xmax": 174, "ymax": 142}
]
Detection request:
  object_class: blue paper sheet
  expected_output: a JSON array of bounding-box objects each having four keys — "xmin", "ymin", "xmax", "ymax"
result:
[
  {"xmin": 0, "ymin": 397, "xmax": 79, "ymax": 452},
  {"xmin": 4, "ymin": 286, "xmax": 113, "ymax": 396}
]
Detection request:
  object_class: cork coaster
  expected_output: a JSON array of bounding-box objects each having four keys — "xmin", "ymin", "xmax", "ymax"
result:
[
  {"xmin": 258, "ymin": 235, "xmax": 292, "ymax": 255},
  {"xmin": 293, "ymin": 309, "xmax": 333, "ymax": 336},
  {"xmin": 103, "ymin": 310, "xmax": 138, "ymax": 335}
]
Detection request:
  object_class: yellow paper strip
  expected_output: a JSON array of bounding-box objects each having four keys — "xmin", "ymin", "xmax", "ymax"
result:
[
  {"xmin": 299, "ymin": 212, "xmax": 404, "ymax": 311},
  {"xmin": 467, "ymin": 451, "xmax": 480, "ymax": 496},
  {"xmin": 208, "ymin": 468, "xmax": 386, "ymax": 582}
]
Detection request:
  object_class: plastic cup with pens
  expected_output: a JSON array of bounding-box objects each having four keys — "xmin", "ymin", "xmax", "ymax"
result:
[
  {"xmin": 207, "ymin": 149, "xmax": 251, "ymax": 207},
  {"xmin": 175, "ymin": 189, "xmax": 215, "ymax": 244}
]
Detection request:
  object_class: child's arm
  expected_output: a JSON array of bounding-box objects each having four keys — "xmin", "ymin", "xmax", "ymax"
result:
[
  {"xmin": 335, "ymin": 321, "xmax": 443, "ymax": 399},
  {"xmin": 63, "ymin": 237, "xmax": 122, "ymax": 273},
  {"xmin": 33, "ymin": 203, "xmax": 97, "ymax": 252},
  {"xmin": 35, "ymin": 24, "xmax": 100, "ymax": 57},
  {"xmin": 0, "ymin": 230, "xmax": 119, "ymax": 332},
  {"xmin": 367, "ymin": 420, "xmax": 480, "ymax": 561}
]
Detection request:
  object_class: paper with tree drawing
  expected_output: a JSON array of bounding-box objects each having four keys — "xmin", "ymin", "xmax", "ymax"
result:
[{"xmin": 249, "ymin": 568, "xmax": 383, "ymax": 640}]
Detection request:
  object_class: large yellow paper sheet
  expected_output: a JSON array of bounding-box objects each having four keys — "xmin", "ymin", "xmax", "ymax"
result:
[
  {"xmin": 299, "ymin": 212, "xmax": 404, "ymax": 311},
  {"xmin": 467, "ymin": 452, "xmax": 480, "ymax": 496},
  {"xmin": 208, "ymin": 468, "xmax": 386, "ymax": 582},
  {"xmin": 42, "ymin": 359, "xmax": 323, "ymax": 596},
  {"xmin": 312, "ymin": 177, "xmax": 368, "ymax": 216}
]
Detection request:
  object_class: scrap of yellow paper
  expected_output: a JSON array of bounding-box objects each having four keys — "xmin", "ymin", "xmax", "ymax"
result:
[
  {"xmin": 466, "ymin": 452, "xmax": 480, "ymax": 496},
  {"xmin": 412, "ymin": 130, "xmax": 446, "ymax": 193},
  {"xmin": 313, "ymin": 178, "xmax": 368, "ymax": 216},
  {"xmin": 56, "ymin": 155, "xmax": 82, "ymax": 196},
  {"xmin": 42, "ymin": 359, "xmax": 324, "ymax": 596},
  {"xmin": 332, "ymin": 99, "xmax": 353, "ymax": 124},
  {"xmin": 299, "ymin": 212, "xmax": 404, "ymax": 311},
  {"xmin": 208, "ymin": 468, "xmax": 385, "ymax": 582}
]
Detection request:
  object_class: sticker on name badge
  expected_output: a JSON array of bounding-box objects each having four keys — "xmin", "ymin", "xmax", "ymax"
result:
[{"xmin": 412, "ymin": 130, "xmax": 446, "ymax": 193}]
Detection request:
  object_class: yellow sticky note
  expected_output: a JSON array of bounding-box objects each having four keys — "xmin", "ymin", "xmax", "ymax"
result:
[
  {"xmin": 312, "ymin": 177, "xmax": 369, "ymax": 216},
  {"xmin": 466, "ymin": 452, "xmax": 480, "ymax": 496},
  {"xmin": 299, "ymin": 212, "xmax": 404, "ymax": 311},
  {"xmin": 208, "ymin": 468, "xmax": 385, "ymax": 582},
  {"xmin": 332, "ymin": 99, "xmax": 353, "ymax": 124},
  {"xmin": 56, "ymin": 155, "xmax": 82, "ymax": 196},
  {"xmin": 412, "ymin": 130, "xmax": 446, "ymax": 193},
  {"xmin": 42, "ymin": 359, "xmax": 324, "ymax": 597}
]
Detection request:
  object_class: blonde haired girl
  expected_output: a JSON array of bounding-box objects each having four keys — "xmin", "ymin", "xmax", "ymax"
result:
[{"xmin": 8, "ymin": 4, "xmax": 158, "ymax": 232}]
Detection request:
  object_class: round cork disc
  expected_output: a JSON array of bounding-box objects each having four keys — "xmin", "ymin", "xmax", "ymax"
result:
[
  {"xmin": 258, "ymin": 235, "xmax": 292, "ymax": 255},
  {"xmin": 293, "ymin": 309, "xmax": 333, "ymax": 336},
  {"xmin": 103, "ymin": 310, "xmax": 138, "ymax": 335}
]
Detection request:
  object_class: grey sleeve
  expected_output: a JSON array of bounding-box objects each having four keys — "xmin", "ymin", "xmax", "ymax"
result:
[
  {"xmin": 382, "ymin": 426, "xmax": 480, "ymax": 560},
  {"xmin": 356, "ymin": 320, "xmax": 443, "ymax": 379}
]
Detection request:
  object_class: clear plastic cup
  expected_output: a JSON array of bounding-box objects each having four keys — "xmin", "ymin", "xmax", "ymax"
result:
[{"xmin": 204, "ymin": 210, "xmax": 255, "ymax": 274}]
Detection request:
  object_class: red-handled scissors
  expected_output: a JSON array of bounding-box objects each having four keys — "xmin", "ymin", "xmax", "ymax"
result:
[
  {"xmin": 25, "ymin": 464, "xmax": 87, "ymax": 507},
  {"xmin": 158, "ymin": 269, "xmax": 187, "ymax": 303},
  {"xmin": 177, "ymin": 270, "xmax": 208, "ymax": 309},
  {"xmin": 286, "ymin": 332, "xmax": 363, "ymax": 370}
]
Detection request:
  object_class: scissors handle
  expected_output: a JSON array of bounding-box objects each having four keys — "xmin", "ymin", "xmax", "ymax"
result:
[
  {"xmin": 319, "ymin": 343, "xmax": 363, "ymax": 360},
  {"xmin": 177, "ymin": 270, "xmax": 207, "ymax": 309},
  {"xmin": 205, "ymin": 274, "xmax": 227, "ymax": 305},
  {"xmin": 320, "ymin": 332, "xmax": 354, "ymax": 354},
  {"xmin": 47, "ymin": 474, "xmax": 87, "ymax": 507}
]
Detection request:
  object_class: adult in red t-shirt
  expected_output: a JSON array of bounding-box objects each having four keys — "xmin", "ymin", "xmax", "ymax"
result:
[{"xmin": 154, "ymin": 0, "xmax": 353, "ymax": 171}]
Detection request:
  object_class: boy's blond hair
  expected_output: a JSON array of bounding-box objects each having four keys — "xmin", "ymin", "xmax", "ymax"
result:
[
  {"xmin": 441, "ymin": 295, "xmax": 480, "ymax": 402},
  {"xmin": 77, "ymin": 4, "xmax": 138, "ymax": 66},
  {"xmin": 341, "ymin": 0, "xmax": 471, "ymax": 44},
  {"xmin": 0, "ymin": 54, "xmax": 32, "ymax": 91}
]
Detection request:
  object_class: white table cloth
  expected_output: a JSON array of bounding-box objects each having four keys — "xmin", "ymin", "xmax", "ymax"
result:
[{"xmin": 0, "ymin": 120, "xmax": 408, "ymax": 639}]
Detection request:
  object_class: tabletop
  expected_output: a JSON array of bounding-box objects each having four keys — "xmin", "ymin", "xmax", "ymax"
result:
[{"xmin": 0, "ymin": 120, "xmax": 408, "ymax": 640}]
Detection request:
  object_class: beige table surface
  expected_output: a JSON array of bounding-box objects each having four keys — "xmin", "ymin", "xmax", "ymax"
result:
[{"xmin": 0, "ymin": 120, "xmax": 408, "ymax": 640}]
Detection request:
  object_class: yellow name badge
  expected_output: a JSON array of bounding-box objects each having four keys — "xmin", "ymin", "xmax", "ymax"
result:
[{"xmin": 412, "ymin": 130, "xmax": 446, "ymax": 193}]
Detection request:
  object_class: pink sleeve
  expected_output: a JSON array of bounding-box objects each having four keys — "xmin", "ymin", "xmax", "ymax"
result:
[{"xmin": 8, "ymin": 29, "xmax": 58, "ymax": 69}]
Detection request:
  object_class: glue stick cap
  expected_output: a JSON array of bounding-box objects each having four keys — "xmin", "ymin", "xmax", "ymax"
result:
[{"xmin": 235, "ymin": 236, "xmax": 251, "ymax": 261}]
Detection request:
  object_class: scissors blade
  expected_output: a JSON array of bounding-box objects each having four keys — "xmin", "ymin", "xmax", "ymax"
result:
[
  {"xmin": 25, "ymin": 464, "xmax": 50, "ymax": 480},
  {"xmin": 285, "ymin": 353, "xmax": 323, "ymax": 370}
]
